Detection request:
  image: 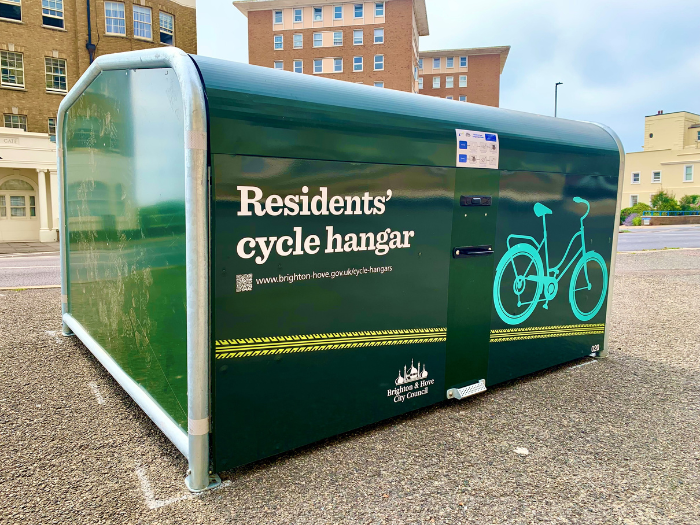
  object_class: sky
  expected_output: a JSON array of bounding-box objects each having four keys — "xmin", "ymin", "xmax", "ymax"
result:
[{"xmin": 197, "ymin": 0, "xmax": 700, "ymax": 153}]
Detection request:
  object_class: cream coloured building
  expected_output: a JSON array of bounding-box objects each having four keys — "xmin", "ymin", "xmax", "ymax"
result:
[{"xmin": 623, "ymin": 111, "xmax": 700, "ymax": 208}]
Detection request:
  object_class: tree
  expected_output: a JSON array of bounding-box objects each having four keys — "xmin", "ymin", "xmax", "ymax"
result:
[{"xmin": 651, "ymin": 190, "xmax": 680, "ymax": 212}]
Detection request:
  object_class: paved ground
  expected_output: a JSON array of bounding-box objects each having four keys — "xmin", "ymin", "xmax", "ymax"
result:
[
  {"xmin": 618, "ymin": 224, "xmax": 700, "ymax": 251},
  {"xmin": 0, "ymin": 241, "xmax": 59, "ymax": 255},
  {"xmin": 1, "ymin": 250, "xmax": 699, "ymax": 524},
  {"xmin": 0, "ymin": 253, "xmax": 60, "ymax": 288}
]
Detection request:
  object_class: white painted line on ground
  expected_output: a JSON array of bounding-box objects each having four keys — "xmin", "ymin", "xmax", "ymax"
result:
[
  {"xmin": 88, "ymin": 381, "xmax": 106, "ymax": 405},
  {"xmin": 0, "ymin": 285, "xmax": 61, "ymax": 290},
  {"xmin": 135, "ymin": 466, "xmax": 231, "ymax": 510},
  {"xmin": 568, "ymin": 359, "xmax": 597, "ymax": 370}
]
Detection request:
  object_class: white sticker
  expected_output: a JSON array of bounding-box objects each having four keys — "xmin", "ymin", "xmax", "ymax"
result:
[{"xmin": 455, "ymin": 129, "xmax": 499, "ymax": 170}]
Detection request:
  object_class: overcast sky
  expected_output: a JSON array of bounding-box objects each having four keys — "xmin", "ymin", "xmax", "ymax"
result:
[{"xmin": 197, "ymin": 0, "xmax": 700, "ymax": 153}]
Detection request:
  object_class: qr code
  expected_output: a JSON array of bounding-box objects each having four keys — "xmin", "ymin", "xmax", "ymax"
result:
[{"xmin": 236, "ymin": 274, "xmax": 252, "ymax": 293}]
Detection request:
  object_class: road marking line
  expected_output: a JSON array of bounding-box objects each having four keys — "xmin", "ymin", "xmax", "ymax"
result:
[
  {"xmin": 0, "ymin": 285, "xmax": 61, "ymax": 290},
  {"xmin": 568, "ymin": 359, "xmax": 597, "ymax": 370},
  {"xmin": 135, "ymin": 466, "xmax": 231, "ymax": 510},
  {"xmin": 88, "ymin": 381, "xmax": 106, "ymax": 405}
]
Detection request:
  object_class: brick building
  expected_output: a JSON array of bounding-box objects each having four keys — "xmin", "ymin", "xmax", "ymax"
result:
[
  {"xmin": 418, "ymin": 47, "xmax": 509, "ymax": 106},
  {"xmin": 234, "ymin": 0, "xmax": 509, "ymax": 106},
  {"xmin": 0, "ymin": 0, "xmax": 196, "ymax": 242}
]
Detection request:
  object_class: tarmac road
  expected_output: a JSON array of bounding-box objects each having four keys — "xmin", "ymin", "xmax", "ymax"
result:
[
  {"xmin": 618, "ymin": 224, "xmax": 700, "ymax": 251},
  {"xmin": 1, "ymin": 249, "xmax": 699, "ymax": 524},
  {"xmin": 0, "ymin": 253, "xmax": 60, "ymax": 288}
]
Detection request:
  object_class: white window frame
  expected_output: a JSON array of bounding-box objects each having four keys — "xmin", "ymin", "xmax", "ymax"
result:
[
  {"xmin": 44, "ymin": 57, "xmax": 67, "ymax": 93},
  {"xmin": 3, "ymin": 114, "xmax": 27, "ymax": 131},
  {"xmin": 353, "ymin": 29, "xmax": 363, "ymax": 45},
  {"xmin": 374, "ymin": 54, "xmax": 384, "ymax": 71},
  {"xmin": 630, "ymin": 195, "xmax": 638, "ymax": 206},
  {"xmin": 374, "ymin": 81, "xmax": 384, "ymax": 88},
  {"xmin": 48, "ymin": 117, "xmax": 56, "ymax": 136},
  {"xmin": 652, "ymin": 171, "xmax": 661, "ymax": 183},
  {"xmin": 273, "ymin": 61, "xmax": 283, "ymax": 70},
  {"xmin": 293, "ymin": 8, "xmax": 302, "ymax": 22},
  {"xmin": 333, "ymin": 57, "xmax": 342, "ymax": 72},
  {"xmin": 459, "ymin": 95, "xmax": 466, "ymax": 102},
  {"xmin": 313, "ymin": 32, "xmax": 322, "ymax": 47},
  {"xmin": 159, "ymin": 12, "xmax": 174, "ymax": 45},
  {"xmin": 433, "ymin": 57, "xmax": 440, "ymax": 69},
  {"xmin": 0, "ymin": 185, "xmax": 36, "ymax": 220},
  {"xmin": 375, "ymin": 2, "xmax": 384, "ymax": 16},
  {"xmin": 293, "ymin": 33, "xmax": 303, "ymax": 48},
  {"xmin": 273, "ymin": 10, "xmax": 282, "ymax": 24},
  {"xmin": 133, "ymin": 5, "xmax": 153, "ymax": 40},
  {"xmin": 274, "ymin": 34, "xmax": 283, "ymax": 50},
  {"xmin": 354, "ymin": 3, "xmax": 363, "ymax": 18},
  {"xmin": 353, "ymin": 56, "xmax": 363, "ymax": 72},
  {"xmin": 685, "ymin": 165, "xmax": 694, "ymax": 182},
  {"xmin": 460, "ymin": 56, "xmax": 468, "ymax": 68},
  {"xmin": 459, "ymin": 75, "xmax": 467, "ymax": 88},
  {"xmin": 333, "ymin": 31, "xmax": 342, "ymax": 46},
  {"xmin": 445, "ymin": 76, "xmax": 453, "ymax": 88},
  {"xmin": 313, "ymin": 6, "xmax": 323, "ymax": 21},
  {"xmin": 42, "ymin": 0, "xmax": 64, "ymax": 28},
  {"xmin": 104, "ymin": 1, "xmax": 126, "ymax": 35},
  {"xmin": 418, "ymin": 77, "xmax": 423, "ymax": 89},
  {"xmin": 446, "ymin": 57, "xmax": 454, "ymax": 68},
  {"xmin": 374, "ymin": 28, "xmax": 384, "ymax": 44},
  {"xmin": 433, "ymin": 76, "xmax": 440, "ymax": 88},
  {"xmin": 631, "ymin": 172, "xmax": 640, "ymax": 184},
  {"xmin": 0, "ymin": 51, "xmax": 25, "ymax": 88},
  {"xmin": 418, "ymin": 58, "xmax": 423, "ymax": 70},
  {"xmin": 333, "ymin": 5, "xmax": 342, "ymax": 19},
  {"xmin": 313, "ymin": 59, "xmax": 323, "ymax": 73},
  {"xmin": 293, "ymin": 60, "xmax": 303, "ymax": 73},
  {"xmin": 0, "ymin": 0, "xmax": 23, "ymax": 22}
]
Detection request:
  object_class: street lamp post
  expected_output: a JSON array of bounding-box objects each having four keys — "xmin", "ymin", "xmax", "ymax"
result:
[{"xmin": 555, "ymin": 82, "xmax": 563, "ymax": 118}]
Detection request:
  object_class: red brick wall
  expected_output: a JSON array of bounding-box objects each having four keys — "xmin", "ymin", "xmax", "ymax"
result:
[{"xmin": 420, "ymin": 54, "xmax": 501, "ymax": 107}]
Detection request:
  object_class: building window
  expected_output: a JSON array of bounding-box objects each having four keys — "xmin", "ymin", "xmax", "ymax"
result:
[
  {"xmin": 413, "ymin": 66, "xmax": 418, "ymax": 80},
  {"xmin": 460, "ymin": 56, "xmax": 467, "ymax": 67},
  {"xmin": 374, "ymin": 28, "xmax": 384, "ymax": 44},
  {"xmin": 42, "ymin": 0, "xmax": 64, "ymax": 28},
  {"xmin": 313, "ymin": 7, "xmax": 323, "ymax": 21},
  {"xmin": 48, "ymin": 117, "xmax": 56, "ymax": 137},
  {"xmin": 293, "ymin": 8, "xmax": 302, "ymax": 22},
  {"xmin": 418, "ymin": 77, "xmax": 423, "ymax": 89},
  {"xmin": 274, "ymin": 35, "xmax": 283, "ymax": 49},
  {"xmin": 446, "ymin": 57, "xmax": 454, "ymax": 68},
  {"xmin": 0, "ymin": 0, "xmax": 21, "ymax": 21},
  {"xmin": 433, "ymin": 57, "xmax": 440, "ymax": 69},
  {"xmin": 418, "ymin": 58, "xmax": 423, "ymax": 70},
  {"xmin": 293, "ymin": 33, "xmax": 303, "ymax": 48},
  {"xmin": 353, "ymin": 29, "xmax": 363, "ymax": 45},
  {"xmin": 697, "ymin": 131, "xmax": 700, "ymax": 141},
  {"xmin": 45, "ymin": 57, "xmax": 67, "ymax": 92},
  {"xmin": 353, "ymin": 56, "xmax": 363, "ymax": 71},
  {"xmin": 333, "ymin": 31, "xmax": 342, "ymax": 46},
  {"xmin": 685, "ymin": 165, "xmax": 694, "ymax": 182},
  {"xmin": 374, "ymin": 55, "xmax": 384, "ymax": 71},
  {"xmin": 334, "ymin": 5, "xmax": 342, "ymax": 19},
  {"xmin": 459, "ymin": 95, "xmax": 466, "ymax": 102},
  {"xmin": 459, "ymin": 75, "xmax": 467, "ymax": 88},
  {"xmin": 630, "ymin": 195, "xmax": 638, "ymax": 206},
  {"xmin": 0, "ymin": 179, "xmax": 35, "ymax": 219},
  {"xmin": 374, "ymin": 81, "xmax": 384, "ymax": 88},
  {"xmin": 3, "ymin": 114, "xmax": 27, "ymax": 130},
  {"xmin": 105, "ymin": 1, "xmax": 126, "ymax": 35},
  {"xmin": 652, "ymin": 171, "xmax": 661, "ymax": 183},
  {"xmin": 333, "ymin": 58, "xmax": 342, "ymax": 72},
  {"xmin": 631, "ymin": 172, "xmax": 640, "ymax": 184},
  {"xmin": 313, "ymin": 59, "xmax": 322, "ymax": 73},
  {"xmin": 446, "ymin": 76, "xmax": 453, "ymax": 88},
  {"xmin": 433, "ymin": 76, "xmax": 440, "ymax": 88},
  {"xmin": 0, "ymin": 51, "xmax": 24, "ymax": 88},
  {"xmin": 313, "ymin": 33, "xmax": 322, "ymax": 47},
  {"xmin": 446, "ymin": 96, "xmax": 453, "ymax": 100},
  {"xmin": 375, "ymin": 2, "xmax": 384, "ymax": 16},
  {"xmin": 294, "ymin": 60, "xmax": 303, "ymax": 73},
  {"xmin": 159, "ymin": 12, "xmax": 174, "ymax": 45},
  {"xmin": 274, "ymin": 10, "xmax": 282, "ymax": 24},
  {"xmin": 354, "ymin": 3, "xmax": 363, "ymax": 17},
  {"xmin": 274, "ymin": 61, "xmax": 283, "ymax": 70},
  {"xmin": 133, "ymin": 6, "xmax": 152, "ymax": 39}
]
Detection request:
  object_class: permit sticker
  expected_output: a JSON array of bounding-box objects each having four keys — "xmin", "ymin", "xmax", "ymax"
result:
[{"xmin": 455, "ymin": 129, "xmax": 499, "ymax": 170}]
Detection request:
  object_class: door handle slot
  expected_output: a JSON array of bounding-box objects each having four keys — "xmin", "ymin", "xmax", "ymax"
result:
[
  {"xmin": 460, "ymin": 195, "xmax": 492, "ymax": 206},
  {"xmin": 453, "ymin": 245, "xmax": 494, "ymax": 258}
]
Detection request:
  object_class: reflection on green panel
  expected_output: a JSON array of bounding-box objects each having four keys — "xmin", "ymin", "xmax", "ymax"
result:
[{"xmin": 64, "ymin": 68, "xmax": 188, "ymax": 429}]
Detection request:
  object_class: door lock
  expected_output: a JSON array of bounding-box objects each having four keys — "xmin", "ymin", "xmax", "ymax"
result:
[
  {"xmin": 453, "ymin": 245, "xmax": 494, "ymax": 258},
  {"xmin": 460, "ymin": 195, "xmax": 492, "ymax": 206}
]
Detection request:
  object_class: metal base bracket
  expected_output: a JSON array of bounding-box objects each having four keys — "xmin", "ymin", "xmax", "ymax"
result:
[
  {"xmin": 185, "ymin": 473, "xmax": 222, "ymax": 493},
  {"xmin": 447, "ymin": 379, "xmax": 487, "ymax": 400}
]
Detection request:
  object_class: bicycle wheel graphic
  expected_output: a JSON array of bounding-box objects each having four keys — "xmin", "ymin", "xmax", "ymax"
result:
[
  {"xmin": 569, "ymin": 251, "xmax": 608, "ymax": 321},
  {"xmin": 493, "ymin": 243, "xmax": 544, "ymax": 326}
]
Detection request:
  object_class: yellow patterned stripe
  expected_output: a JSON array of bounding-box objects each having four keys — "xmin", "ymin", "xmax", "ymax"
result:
[
  {"xmin": 490, "ymin": 323, "xmax": 605, "ymax": 343},
  {"xmin": 215, "ymin": 328, "xmax": 447, "ymax": 359}
]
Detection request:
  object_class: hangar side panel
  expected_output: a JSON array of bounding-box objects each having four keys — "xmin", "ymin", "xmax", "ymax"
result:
[
  {"xmin": 63, "ymin": 68, "xmax": 188, "ymax": 429},
  {"xmin": 211, "ymin": 155, "xmax": 454, "ymax": 471}
]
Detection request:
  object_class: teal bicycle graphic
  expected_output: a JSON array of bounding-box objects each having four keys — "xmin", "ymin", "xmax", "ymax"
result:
[{"xmin": 493, "ymin": 197, "xmax": 608, "ymax": 325}]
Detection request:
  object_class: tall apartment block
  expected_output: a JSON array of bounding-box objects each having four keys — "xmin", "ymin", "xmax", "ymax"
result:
[
  {"xmin": 234, "ymin": 0, "xmax": 509, "ymax": 106},
  {"xmin": 0, "ymin": 0, "xmax": 196, "ymax": 242}
]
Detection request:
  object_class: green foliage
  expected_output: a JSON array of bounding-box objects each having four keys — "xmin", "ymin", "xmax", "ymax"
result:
[
  {"xmin": 632, "ymin": 216, "xmax": 642, "ymax": 226},
  {"xmin": 651, "ymin": 190, "xmax": 680, "ymax": 212},
  {"xmin": 620, "ymin": 202, "xmax": 652, "ymax": 224},
  {"xmin": 679, "ymin": 194, "xmax": 700, "ymax": 211}
]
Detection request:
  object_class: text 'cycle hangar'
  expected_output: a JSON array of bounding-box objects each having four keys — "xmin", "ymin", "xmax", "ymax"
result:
[{"xmin": 57, "ymin": 47, "xmax": 623, "ymax": 491}]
